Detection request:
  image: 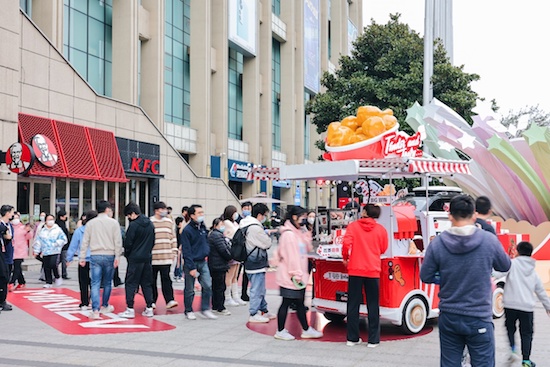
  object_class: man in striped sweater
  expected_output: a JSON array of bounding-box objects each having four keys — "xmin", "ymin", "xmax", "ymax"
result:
[{"xmin": 150, "ymin": 202, "xmax": 179, "ymax": 310}]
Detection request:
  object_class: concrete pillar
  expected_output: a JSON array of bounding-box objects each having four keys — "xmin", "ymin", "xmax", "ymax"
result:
[
  {"xmin": 31, "ymin": 0, "xmax": 63, "ymax": 51},
  {"xmin": 140, "ymin": 0, "xmax": 164, "ymax": 129},
  {"xmin": 0, "ymin": 1, "xmax": 21, "ymax": 201},
  {"xmin": 209, "ymin": 0, "xmax": 228, "ymax": 178},
  {"xmin": 112, "ymin": 0, "xmax": 139, "ymax": 104},
  {"xmin": 259, "ymin": 0, "xmax": 273, "ymax": 168}
]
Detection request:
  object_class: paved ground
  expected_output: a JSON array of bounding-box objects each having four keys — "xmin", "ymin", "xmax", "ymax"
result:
[{"xmin": 1, "ymin": 258, "xmax": 550, "ymax": 367}]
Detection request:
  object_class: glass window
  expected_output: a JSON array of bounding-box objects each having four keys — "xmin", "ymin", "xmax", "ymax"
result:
[
  {"xmin": 34, "ymin": 183, "xmax": 52, "ymax": 216},
  {"xmin": 272, "ymin": 40, "xmax": 281, "ymax": 151},
  {"xmin": 96, "ymin": 181, "xmax": 105, "ymax": 204},
  {"xmin": 228, "ymin": 49, "xmax": 244, "ymax": 140},
  {"xmin": 69, "ymin": 181, "xmax": 79, "ymax": 233},
  {"xmin": 83, "ymin": 181, "xmax": 92, "ymax": 213},
  {"xmin": 139, "ymin": 181, "xmax": 147, "ymax": 215},
  {"xmin": 108, "ymin": 182, "xmax": 116, "ymax": 208},
  {"xmin": 64, "ymin": 0, "xmax": 112, "ymax": 96},
  {"xmin": 17, "ymin": 182, "xmax": 31, "ymax": 216},
  {"xmin": 130, "ymin": 180, "xmax": 137, "ymax": 203},
  {"xmin": 304, "ymin": 91, "xmax": 311, "ymax": 160},
  {"xmin": 272, "ymin": 0, "xmax": 280, "ymax": 16},
  {"xmin": 165, "ymin": 0, "xmax": 191, "ymax": 127},
  {"xmin": 118, "ymin": 182, "xmax": 126, "ymax": 225},
  {"xmin": 56, "ymin": 178, "xmax": 67, "ymax": 213}
]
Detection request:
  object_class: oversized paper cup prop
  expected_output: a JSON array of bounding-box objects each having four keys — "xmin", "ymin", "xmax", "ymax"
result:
[
  {"xmin": 32, "ymin": 134, "xmax": 59, "ymax": 167},
  {"xmin": 6, "ymin": 142, "xmax": 35, "ymax": 174},
  {"xmin": 323, "ymin": 105, "xmax": 421, "ymax": 161}
]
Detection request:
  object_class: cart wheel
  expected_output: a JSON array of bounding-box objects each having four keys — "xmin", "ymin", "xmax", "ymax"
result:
[
  {"xmin": 492, "ymin": 286, "xmax": 504, "ymax": 319},
  {"xmin": 323, "ymin": 312, "xmax": 346, "ymax": 322},
  {"xmin": 401, "ymin": 296, "xmax": 427, "ymax": 334}
]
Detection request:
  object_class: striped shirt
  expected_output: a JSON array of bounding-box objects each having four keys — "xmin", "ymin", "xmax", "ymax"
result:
[{"xmin": 150, "ymin": 216, "xmax": 177, "ymax": 266}]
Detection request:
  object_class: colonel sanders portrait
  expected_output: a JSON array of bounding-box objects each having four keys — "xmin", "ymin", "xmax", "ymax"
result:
[
  {"xmin": 8, "ymin": 143, "xmax": 30, "ymax": 173},
  {"xmin": 33, "ymin": 134, "xmax": 58, "ymax": 166}
]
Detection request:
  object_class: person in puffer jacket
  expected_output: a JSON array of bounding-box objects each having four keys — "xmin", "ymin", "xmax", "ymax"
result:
[
  {"xmin": 273, "ymin": 205, "xmax": 323, "ymax": 341},
  {"xmin": 208, "ymin": 217, "xmax": 232, "ymax": 316},
  {"xmin": 33, "ymin": 214, "xmax": 67, "ymax": 288}
]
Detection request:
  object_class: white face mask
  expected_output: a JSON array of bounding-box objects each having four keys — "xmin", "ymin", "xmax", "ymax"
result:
[
  {"xmin": 260, "ymin": 216, "xmax": 267, "ymax": 224},
  {"xmin": 46, "ymin": 220, "xmax": 55, "ymax": 227},
  {"xmin": 197, "ymin": 216, "xmax": 205, "ymax": 223},
  {"xmin": 307, "ymin": 217, "xmax": 315, "ymax": 225},
  {"xmin": 12, "ymin": 219, "xmax": 21, "ymax": 226},
  {"xmin": 39, "ymin": 216, "xmax": 45, "ymax": 222},
  {"xmin": 232, "ymin": 212, "xmax": 239, "ymax": 221},
  {"xmin": 159, "ymin": 210, "xmax": 168, "ymax": 218}
]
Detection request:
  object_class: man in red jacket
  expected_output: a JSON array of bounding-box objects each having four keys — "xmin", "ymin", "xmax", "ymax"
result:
[{"xmin": 342, "ymin": 204, "xmax": 389, "ymax": 347}]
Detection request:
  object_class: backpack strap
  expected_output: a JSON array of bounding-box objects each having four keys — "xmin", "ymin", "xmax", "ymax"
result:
[{"xmin": 243, "ymin": 223, "xmax": 263, "ymax": 260}]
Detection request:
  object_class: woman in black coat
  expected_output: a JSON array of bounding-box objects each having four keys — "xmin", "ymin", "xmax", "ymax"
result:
[{"xmin": 207, "ymin": 218, "xmax": 232, "ymax": 316}]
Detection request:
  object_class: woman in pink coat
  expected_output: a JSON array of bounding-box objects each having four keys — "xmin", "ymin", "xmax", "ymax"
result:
[
  {"xmin": 274, "ymin": 206, "xmax": 323, "ymax": 341},
  {"xmin": 9, "ymin": 212, "xmax": 33, "ymax": 290}
]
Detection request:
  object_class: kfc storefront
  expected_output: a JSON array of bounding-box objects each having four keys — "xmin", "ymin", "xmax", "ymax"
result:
[{"xmin": 6, "ymin": 113, "xmax": 160, "ymax": 231}]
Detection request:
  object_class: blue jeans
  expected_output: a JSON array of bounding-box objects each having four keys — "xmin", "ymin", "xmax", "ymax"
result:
[
  {"xmin": 90, "ymin": 255, "xmax": 115, "ymax": 312},
  {"xmin": 439, "ymin": 312, "xmax": 495, "ymax": 367},
  {"xmin": 247, "ymin": 272, "xmax": 268, "ymax": 316},
  {"xmin": 183, "ymin": 260, "xmax": 212, "ymax": 313}
]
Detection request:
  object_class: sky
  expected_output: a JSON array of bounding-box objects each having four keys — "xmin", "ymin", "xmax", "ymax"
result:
[{"xmin": 362, "ymin": 0, "xmax": 550, "ymax": 117}]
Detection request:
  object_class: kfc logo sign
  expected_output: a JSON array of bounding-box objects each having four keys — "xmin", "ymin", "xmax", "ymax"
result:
[
  {"xmin": 6, "ymin": 142, "xmax": 35, "ymax": 174},
  {"xmin": 130, "ymin": 158, "xmax": 160, "ymax": 175},
  {"xmin": 32, "ymin": 134, "xmax": 59, "ymax": 167}
]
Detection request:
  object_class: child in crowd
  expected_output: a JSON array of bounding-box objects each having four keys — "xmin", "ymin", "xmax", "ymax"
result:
[{"xmin": 496, "ymin": 241, "xmax": 550, "ymax": 367}]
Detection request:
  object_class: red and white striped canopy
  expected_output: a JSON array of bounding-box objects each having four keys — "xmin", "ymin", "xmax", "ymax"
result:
[{"xmin": 407, "ymin": 159, "xmax": 471, "ymax": 175}]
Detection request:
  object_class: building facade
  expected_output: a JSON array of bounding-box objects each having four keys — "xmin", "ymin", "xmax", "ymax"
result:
[{"xmin": 0, "ymin": 0, "xmax": 363, "ymax": 228}]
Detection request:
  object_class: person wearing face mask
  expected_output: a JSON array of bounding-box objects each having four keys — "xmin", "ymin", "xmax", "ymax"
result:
[
  {"xmin": 207, "ymin": 217, "xmax": 233, "ymax": 316},
  {"xmin": 1, "ymin": 205, "xmax": 16, "ymax": 311},
  {"xmin": 33, "ymin": 211, "xmax": 48, "ymax": 282},
  {"xmin": 274, "ymin": 206, "xmax": 323, "ymax": 340},
  {"xmin": 118, "ymin": 203, "xmax": 156, "ymax": 318},
  {"xmin": 240, "ymin": 203, "xmax": 275, "ymax": 323},
  {"xmin": 150, "ymin": 201, "xmax": 178, "ymax": 310},
  {"xmin": 221, "ymin": 205, "xmax": 247, "ymax": 307},
  {"xmin": 55, "ymin": 210, "xmax": 70, "ymax": 280},
  {"xmin": 33, "ymin": 214, "xmax": 68, "ymax": 288},
  {"xmin": 8, "ymin": 213, "xmax": 33, "ymax": 291},
  {"xmin": 181, "ymin": 204, "xmax": 217, "ymax": 320},
  {"xmin": 238, "ymin": 201, "xmax": 253, "ymax": 302}
]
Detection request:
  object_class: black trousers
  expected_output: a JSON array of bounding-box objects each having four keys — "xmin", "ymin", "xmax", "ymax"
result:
[
  {"xmin": 211, "ymin": 270, "xmax": 227, "ymax": 311},
  {"xmin": 505, "ymin": 307, "xmax": 534, "ymax": 361},
  {"xmin": 10, "ymin": 259, "xmax": 25, "ymax": 285},
  {"xmin": 240, "ymin": 263, "xmax": 249, "ymax": 300},
  {"xmin": 152, "ymin": 264, "xmax": 174, "ymax": 304},
  {"xmin": 57, "ymin": 250, "xmax": 68, "ymax": 278},
  {"xmin": 43, "ymin": 254, "xmax": 60, "ymax": 284},
  {"xmin": 278, "ymin": 294, "xmax": 309, "ymax": 332},
  {"xmin": 0, "ymin": 258, "xmax": 8, "ymax": 305},
  {"xmin": 78, "ymin": 262, "xmax": 90, "ymax": 307},
  {"xmin": 346, "ymin": 276, "xmax": 380, "ymax": 344},
  {"xmin": 126, "ymin": 261, "xmax": 154, "ymax": 308}
]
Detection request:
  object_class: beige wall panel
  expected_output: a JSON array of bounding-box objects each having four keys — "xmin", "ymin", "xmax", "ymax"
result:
[
  {"xmin": 20, "ymin": 83, "xmax": 48, "ymax": 112},
  {"xmin": 73, "ymin": 77, "xmax": 97, "ymax": 102},
  {"xmin": 74, "ymin": 97, "xmax": 96, "ymax": 123},
  {"xmin": 49, "ymin": 60, "xmax": 74, "ymax": 96},
  {"xmin": 0, "ymin": 94, "xmax": 19, "ymax": 123},
  {"xmin": 114, "ymin": 108, "xmax": 139, "ymax": 131},
  {"xmin": 49, "ymin": 90, "xmax": 73, "ymax": 117},
  {"xmin": 3, "ymin": 2, "xmax": 21, "ymax": 36},
  {"xmin": 21, "ymin": 50, "xmax": 49, "ymax": 89},
  {"xmin": 96, "ymin": 103, "xmax": 117, "ymax": 126},
  {"xmin": 0, "ymin": 68, "xmax": 19, "ymax": 97},
  {"xmin": 20, "ymin": 21, "xmax": 49, "ymax": 60},
  {"xmin": 1, "ymin": 111, "xmax": 18, "ymax": 147}
]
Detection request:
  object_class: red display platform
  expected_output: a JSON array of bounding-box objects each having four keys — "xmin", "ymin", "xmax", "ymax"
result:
[
  {"xmin": 9, "ymin": 288, "xmax": 187, "ymax": 335},
  {"xmin": 247, "ymin": 311, "xmax": 433, "ymax": 342}
]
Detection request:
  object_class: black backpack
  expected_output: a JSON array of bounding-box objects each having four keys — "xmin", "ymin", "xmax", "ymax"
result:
[{"xmin": 231, "ymin": 224, "xmax": 260, "ymax": 262}]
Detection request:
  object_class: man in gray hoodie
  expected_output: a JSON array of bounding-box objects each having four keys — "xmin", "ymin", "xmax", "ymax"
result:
[{"xmin": 420, "ymin": 195, "xmax": 511, "ymax": 367}]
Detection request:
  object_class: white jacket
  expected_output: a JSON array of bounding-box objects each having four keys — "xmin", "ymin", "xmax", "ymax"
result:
[{"xmin": 500, "ymin": 256, "xmax": 550, "ymax": 312}]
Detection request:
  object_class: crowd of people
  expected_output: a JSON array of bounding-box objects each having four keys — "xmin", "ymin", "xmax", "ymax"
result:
[{"xmin": 1, "ymin": 194, "xmax": 550, "ymax": 367}]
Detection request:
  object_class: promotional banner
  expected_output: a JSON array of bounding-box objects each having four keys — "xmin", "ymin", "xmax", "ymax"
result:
[
  {"xmin": 304, "ymin": 0, "xmax": 320, "ymax": 94},
  {"xmin": 228, "ymin": 159, "xmax": 253, "ymax": 182},
  {"xmin": 228, "ymin": 0, "xmax": 257, "ymax": 57}
]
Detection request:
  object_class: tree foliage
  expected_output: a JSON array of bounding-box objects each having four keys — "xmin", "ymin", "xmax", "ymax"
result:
[
  {"xmin": 500, "ymin": 105, "xmax": 550, "ymax": 137},
  {"xmin": 307, "ymin": 14, "xmax": 481, "ymax": 141}
]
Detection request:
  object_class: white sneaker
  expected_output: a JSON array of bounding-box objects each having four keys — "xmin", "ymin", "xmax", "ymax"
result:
[
  {"xmin": 100, "ymin": 305, "xmax": 115, "ymax": 314},
  {"xmin": 274, "ymin": 329, "xmax": 296, "ymax": 341},
  {"xmin": 262, "ymin": 311, "xmax": 277, "ymax": 320},
  {"xmin": 80, "ymin": 305, "xmax": 90, "ymax": 311},
  {"xmin": 166, "ymin": 300, "xmax": 178, "ymax": 309},
  {"xmin": 151, "ymin": 303, "xmax": 156, "ymax": 309},
  {"xmin": 185, "ymin": 312, "xmax": 197, "ymax": 320},
  {"xmin": 367, "ymin": 343, "xmax": 379, "ymax": 348},
  {"xmin": 214, "ymin": 309, "xmax": 232, "ymax": 316},
  {"xmin": 225, "ymin": 298, "xmax": 239, "ymax": 307},
  {"xmin": 89, "ymin": 311, "xmax": 101, "ymax": 320},
  {"xmin": 55, "ymin": 278, "xmax": 63, "ymax": 286},
  {"xmin": 301, "ymin": 327, "xmax": 323, "ymax": 339},
  {"xmin": 346, "ymin": 338, "xmax": 363, "ymax": 347},
  {"xmin": 249, "ymin": 313, "xmax": 270, "ymax": 323},
  {"xmin": 118, "ymin": 308, "xmax": 135, "ymax": 319},
  {"xmin": 235, "ymin": 297, "xmax": 248, "ymax": 306},
  {"xmin": 43, "ymin": 284, "xmax": 53, "ymax": 288},
  {"xmin": 142, "ymin": 307, "xmax": 154, "ymax": 317},
  {"xmin": 201, "ymin": 310, "xmax": 219, "ymax": 319}
]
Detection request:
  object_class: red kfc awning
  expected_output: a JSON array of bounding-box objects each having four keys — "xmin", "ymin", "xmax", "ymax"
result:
[{"xmin": 18, "ymin": 113, "xmax": 127, "ymax": 182}]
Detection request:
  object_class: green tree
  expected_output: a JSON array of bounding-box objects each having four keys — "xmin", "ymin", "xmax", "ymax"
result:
[
  {"xmin": 308, "ymin": 14, "xmax": 480, "ymax": 149},
  {"xmin": 500, "ymin": 105, "xmax": 550, "ymax": 137}
]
